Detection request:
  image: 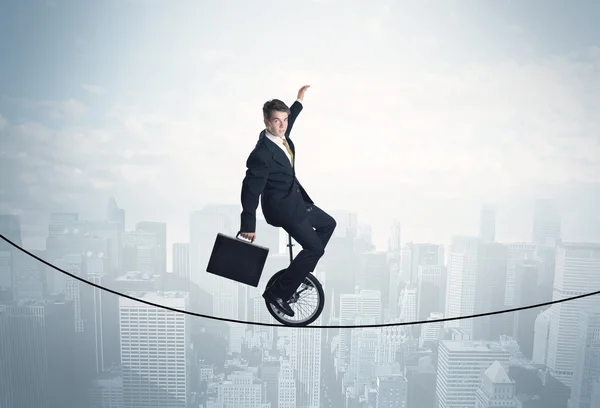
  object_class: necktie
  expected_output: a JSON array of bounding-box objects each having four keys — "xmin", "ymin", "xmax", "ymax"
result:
[{"xmin": 281, "ymin": 138, "xmax": 294, "ymax": 167}]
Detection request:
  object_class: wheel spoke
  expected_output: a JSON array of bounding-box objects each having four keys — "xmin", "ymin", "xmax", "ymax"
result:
[{"xmin": 265, "ymin": 273, "xmax": 324, "ymax": 326}]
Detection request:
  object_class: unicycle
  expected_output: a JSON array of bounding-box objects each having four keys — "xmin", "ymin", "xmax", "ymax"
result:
[{"xmin": 264, "ymin": 233, "xmax": 325, "ymax": 327}]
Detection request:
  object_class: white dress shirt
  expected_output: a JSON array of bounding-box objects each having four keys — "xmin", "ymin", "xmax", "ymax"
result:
[{"xmin": 264, "ymin": 99, "xmax": 303, "ymax": 165}]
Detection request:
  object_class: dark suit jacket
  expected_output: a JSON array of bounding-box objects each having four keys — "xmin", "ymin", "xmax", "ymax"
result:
[{"xmin": 240, "ymin": 100, "xmax": 314, "ymax": 233}]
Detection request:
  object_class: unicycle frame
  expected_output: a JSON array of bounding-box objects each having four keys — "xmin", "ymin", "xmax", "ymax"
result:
[{"xmin": 286, "ymin": 233, "xmax": 294, "ymax": 263}]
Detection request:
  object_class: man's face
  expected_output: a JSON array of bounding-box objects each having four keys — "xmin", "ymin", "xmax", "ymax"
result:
[{"xmin": 264, "ymin": 110, "xmax": 288, "ymax": 138}]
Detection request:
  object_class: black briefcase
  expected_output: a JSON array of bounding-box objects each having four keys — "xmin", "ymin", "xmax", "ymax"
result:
[{"xmin": 206, "ymin": 232, "xmax": 270, "ymax": 287}]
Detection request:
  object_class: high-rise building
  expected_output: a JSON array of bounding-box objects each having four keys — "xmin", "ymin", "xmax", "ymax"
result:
[
  {"xmin": 218, "ymin": 371, "xmax": 263, "ymax": 407},
  {"xmin": 376, "ymin": 374, "xmax": 408, "ymax": 408},
  {"xmin": 419, "ymin": 312, "xmax": 444, "ymax": 347},
  {"xmin": 0, "ymin": 215, "xmax": 21, "ymax": 294},
  {"xmin": 504, "ymin": 243, "xmax": 536, "ymax": 307},
  {"xmin": 417, "ymin": 265, "xmax": 445, "ymax": 321},
  {"xmin": 350, "ymin": 320, "xmax": 379, "ymax": 392},
  {"xmin": 291, "ymin": 317, "xmax": 322, "ymax": 407},
  {"xmin": 0, "ymin": 299, "xmax": 81, "ymax": 408},
  {"xmin": 86, "ymin": 268, "xmax": 108, "ymax": 374},
  {"xmin": 122, "ymin": 230, "xmax": 159, "ymax": 274},
  {"xmin": 568, "ymin": 308, "xmax": 600, "ymax": 408},
  {"xmin": 474, "ymin": 360, "xmax": 517, "ymax": 408},
  {"xmin": 444, "ymin": 236, "xmax": 479, "ymax": 337},
  {"xmin": 135, "ymin": 221, "xmax": 167, "ymax": 275},
  {"xmin": 107, "ymin": 197, "xmax": 125, "ymax": 231},
  {"xmin": 389, "ymin": 221, "xmax": 402, "ymax": 252},
  {"xmin": 338, "ymin": 289, "xmax": 381, "ymax": 365},
  {"xmin": 479, "ymin": 204, "xmax": 496, "ymax": 243},
  {"xmin": 0, "ymin": 214, "xmax": 22, "ymax": 245},
  {"xmin": 46, "ymin": 213, "xmax": 121, "ymax": 274},
  {"xmin": 403, "ymin": 242, "xmax": 444, "ymax": 285},
  {"xmin": 436, "ymin": 341, "xmax": 511, "ymax": 408},
  {"xmin": 0, "ymin": 250, "xmax": 11, "ymax": 297},
  {"xmin": 357, "ymin": 251, "xmax": 388, "ymax": 291},
  {"xmin": 119, "ymin": 291, "xmax": 189, "ymax": 407},
  {"xmin": 88, "ymin": 367, "xmax": 124, "ymax": 408},
  {"xmin": 278, "ymin": 359, "xmax": 296, "ymax": 408},
  {"xmin": 377, "ymin": 323, "xmax": 409, "ymax": 364},
  {"xmin": 172, "ymin": 243, "xmax": 190, "ymax": 279},
  {"xmin": 546, "ymin": 242, "xmax": 600, "ymax": 387},
  {"xmin": 513, "ymin": 259, "xmax": 543, "ymax": 359},
  {"xmin": 532, "ymin": 308, "xmax": 551, "ymax": 365},
  {"xmin": 399, "ymin": 285, "xmax": 417, "ymax": 324},
  {"xmin": 474, "ymin": 242, "xmax": 508, "ymax": 340},
  {"xmin": 11, "ymin": 249, "xmax": 45, "ymax": 300},
  {"xmin": 260, "ymin": 359, "xmax": 280, "ymax": 408},
  {"xmin": 532, "ymin": 198, "xmax": 561, "ymax": 248}
]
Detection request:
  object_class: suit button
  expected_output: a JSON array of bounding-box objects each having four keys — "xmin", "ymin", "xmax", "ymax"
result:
[{"xmin": 296, "ymin": 188, "xmax": 300, "ymax": 192}]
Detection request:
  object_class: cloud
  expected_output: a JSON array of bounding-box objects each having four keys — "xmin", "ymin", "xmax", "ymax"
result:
[
  {"xmin": 72, "ymin": 44, "xmax": 597, "ymax": 216},
  {"xmin": 4, "ymin": 97, "xmax": 88, "ymax": 119},
  {"xmin": 3, "ymin": 48, "xmax": 599, "ymax": 230},
  {"xmin": 199, "ymin": 49, "xmax": 235, "ymax": 62},
  {"xmin": 82, "ymin": 83, "xmax": 107, "ymax": 96},
  {"xmin": 0, "ymin": 114, "xmax": 7, "ymax": 131},
  {"xmin": 364, "ymin": 5, "xmax": 392, "ymax": 38},
  {"xmin": 0, "ymin": 112, "xmax": 173, "ymax": 223}
]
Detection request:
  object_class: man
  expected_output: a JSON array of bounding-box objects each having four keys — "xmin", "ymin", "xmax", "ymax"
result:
[{"xmin": 239, "ymin": 85, "xmax": 337, "ymax": 317}]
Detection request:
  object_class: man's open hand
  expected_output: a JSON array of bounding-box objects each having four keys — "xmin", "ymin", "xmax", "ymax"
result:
[
  {"xmin": 297, "ymin": 85, "xmax": 310, "ymax": 101},
  {"xmin": 239, "ymin": 232, "xmax": 256, "ymax": 242}
]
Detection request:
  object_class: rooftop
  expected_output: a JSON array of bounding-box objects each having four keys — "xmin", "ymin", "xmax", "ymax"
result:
[
  {"xmin": 442, "ymin": 340, "xmax": 509, "ymax": 353},
  {"xmin": 116, "ymin": 271, "xmax": 160, "ymax": 281},
  {"xmin": 124, "ymin": 291, "xmax": 188, "ymax": 300},
  {"xmin": 485, "ymin": 361, "xmax": 512, "ymax": 383}
]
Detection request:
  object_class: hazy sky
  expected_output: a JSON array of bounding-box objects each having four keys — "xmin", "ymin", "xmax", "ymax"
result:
[{"xmin": 1, "ymin": 0, "xmax": 599, "ymax": 251}]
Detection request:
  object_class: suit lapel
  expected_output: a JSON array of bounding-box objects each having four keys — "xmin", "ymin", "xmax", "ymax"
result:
[{"xmin": 260, "ymin": 130, "xmax": 294, "ymax": 168}]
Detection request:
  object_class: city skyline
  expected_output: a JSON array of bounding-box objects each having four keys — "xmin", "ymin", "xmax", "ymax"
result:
[{"xmin": 1, "ymin": 195, "xmax": 599, "ymax": 407}]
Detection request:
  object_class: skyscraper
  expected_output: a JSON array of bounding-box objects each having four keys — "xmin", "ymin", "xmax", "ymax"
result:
[
  {"xmin": 120, "ymin": 291, "xmax": 189, "ymax": 407},
  {"xmin": 479, "ymin": 204, "xmax": 496, "ymax": 243},
  {"xmin": 568, "ymin": 308, "xmax": 600, "ymax": 408},
  {"xmin": 436, "ymin": 341, "xmax": 510, "ymax": 408},
  {"xmin": 474, "ymin": 242, "xmax": 508, "ymax": 340},
  {"xmin": 444, "ymin": 236, "xmax": 479, "ymax": 337},
  {"xmin": 135, "ymin": 221, "xmax": 167, "ymax": 275},
  {"xmin": 546, "ymin": 242, "xmax": 600, "ymax": 387},
  {"xmin": 0, "ymin": 299, "xmax": 80, "ymax": 408},
  {"xmin": 0, "ymin": 214, "xmax": 21, "ymax": 249},
  {"xmin": 474, "ymin": 361, "xmax": 517, "ymax": 408},
  {"xmin": 172, "ymin": 243, "xmax": 190, "ymax": 279},
  {"xmin": 532, "ymin": 198, "xmax": 561, "ymax": 247},
  {"xmin": 291, "ymin": 318, "xmax": 322, "ymax": 407}
]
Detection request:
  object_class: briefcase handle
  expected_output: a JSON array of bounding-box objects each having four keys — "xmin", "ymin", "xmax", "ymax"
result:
[{"xmin": 236, "ymin": 231, "xmax": 255, "ymax": 243}]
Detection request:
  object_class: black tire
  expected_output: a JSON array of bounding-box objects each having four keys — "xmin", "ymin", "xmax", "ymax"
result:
[{"xmin": 264, "ymin": 269, "xmax": 325, "ymax": 327}]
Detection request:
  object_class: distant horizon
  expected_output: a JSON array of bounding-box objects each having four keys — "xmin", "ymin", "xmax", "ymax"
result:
[{"xmin": 6, "ymin": 193, "xmax": 599, "ymax": 271}]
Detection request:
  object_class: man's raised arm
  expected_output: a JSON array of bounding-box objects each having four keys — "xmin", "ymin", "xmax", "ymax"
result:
[{"xmin": 285, "ymin": 85, "xmax": 310, "ymax": 138}]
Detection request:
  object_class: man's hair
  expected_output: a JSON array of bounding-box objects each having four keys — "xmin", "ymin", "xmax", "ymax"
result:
[{"xmin": 263, "ymin": 99, "xmax": 290, "ymax": 120}]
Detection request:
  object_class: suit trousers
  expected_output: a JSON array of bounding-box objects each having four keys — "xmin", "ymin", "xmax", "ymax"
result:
[{"xmin": 267, "ymin": 202, "xmax": 337, "ymax": 301}]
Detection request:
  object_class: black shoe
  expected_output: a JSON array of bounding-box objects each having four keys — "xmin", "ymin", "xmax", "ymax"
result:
[{"xmin": 263, "ymin": 290, "xmax": 295, "ymax": 317}]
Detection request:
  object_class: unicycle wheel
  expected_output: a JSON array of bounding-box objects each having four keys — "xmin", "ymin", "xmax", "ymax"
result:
[{"xmin": 264, "ymin": 269, "xmax": 325, "ymax": 327}]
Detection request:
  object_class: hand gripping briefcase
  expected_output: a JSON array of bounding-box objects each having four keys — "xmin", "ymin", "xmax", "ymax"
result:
[{"xmin": 206, "ymin": 232, "xmax": 270, "ymax": 287}]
